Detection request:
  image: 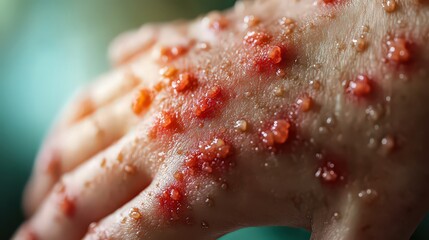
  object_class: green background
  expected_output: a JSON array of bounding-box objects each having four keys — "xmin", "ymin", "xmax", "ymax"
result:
[{"xmin": 0, "ymin": 0, "xmax": 427, "ymax": 239}]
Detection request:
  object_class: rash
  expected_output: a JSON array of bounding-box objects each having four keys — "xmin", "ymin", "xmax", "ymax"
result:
[
  {"xmin": 346, "ymin": 75, "xmax": 372, "ymax": 97},
  {"xmin": 157, "ymin": 138, "xmax": 233, "ymax": 221},
  {"xmin": 149, "ymin": 110, "xmax": 180, "ymax": 138},
  {"xmin": 385, "ymin": 36, "xmax": 411, "ymax": 64},
  {"xmin": 194, "ymin": 86, "xmax": 224, "ymax": 119},
  {"xmin": 132, "ymin": 88, "xmax": 153, "ymax": 115}
]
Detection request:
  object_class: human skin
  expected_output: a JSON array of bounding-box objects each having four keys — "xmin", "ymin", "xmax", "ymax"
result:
[{"xmin": 13, "ymin": 0, "xmax": 429, "ymax": 239}]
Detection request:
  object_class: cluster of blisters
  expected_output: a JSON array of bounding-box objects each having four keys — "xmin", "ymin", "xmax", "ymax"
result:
[
  {"xmin": 184, "ymin": 138, "xmax": 232, "ymax": 175},
  {"xmin": 158, "ymin": 137, "xmax": 232, "ymax": 221},
  {"xmin": 131, "ymin": 88, "xmax": 153, "ymax": 115},
  {"xmin": 149, "ymin": 110, "xmax": 179, "ymax": 139},
  {"xmin": 158, "ymin": 184, "xmax": 185, "ymax": 221},
  {"xmin": 242, "ymin": 29, "xmax": 287, "ymax": 73},
  {"xmin": 160, "ymin": 66, "xmax": 199, "ymax": 94},
  {"xmin": 148, "ymin": 17, "xmax": 234, "ymax": 221},
  {"xmin": 263, "ymin": 96, "xmax": 309, "ymax": 149},
  {"xmin": 194, "ymin": 86, "xmax": 223, "ymax": 118},
  {"xmin": 260, "ymin": 119, "xmax": 291, "ymax": 148},
  {"xmin": 278, "ymin": 17, "xmax": 297, "ymax": 36},
  {"xmin": 385, "ymin": 36, "xmax": 411, "ymax": 64},
  {"xmin": 172, "ymin": 73, "xmax": 197, "ymax": 92},
  {"xmin": 243, "ymin": 31, "xmax": 272, "ymax": 47},
  {"xmin": 160, "ymin": 67, "xmax": 198, "ymax": 96},
  {"xmin": 345, "ymin": 74, "xmax": 372, "ymax": 97},
  {"xmin": 315, "ymin": 156, "xmax": 345, "ymax": 185},
  {"xmin": 255, "ymin": 46, "xmax": 286, "ymax": 72}
]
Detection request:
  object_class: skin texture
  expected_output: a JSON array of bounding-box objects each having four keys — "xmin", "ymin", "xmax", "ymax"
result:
[{"xmin": 13, "ymin": 0, "xmax": 429, "ymax": 239}]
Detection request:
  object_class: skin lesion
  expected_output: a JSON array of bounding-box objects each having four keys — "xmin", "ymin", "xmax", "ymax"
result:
[
  {"xmin": 124, "ymin": 0, "xmax": 426, "ymax": 216},
  {"xmin": 18, "ymin": 1, "xmax": 429, "ymax": 240},
  {"xmin": 131, "ymin": 0, "xmax": 429, "ymax": 234}
]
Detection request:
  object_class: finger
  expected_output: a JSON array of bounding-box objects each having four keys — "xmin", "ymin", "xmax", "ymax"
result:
[
  {"xmin": 56, "ymin": 47, "xmax": 166, "ymax": 132},
  {"xmin": 55, "ymin": 52, "xmax": 168, "ymax": 172},
  {"xmin": 25, "ymin": 54, "xmax": 166, "ymax": 216},
  {"xmin": 80, "ymin": 125, "xmax": 320, "ymax": 240},
  {"xmin": 17, "ymin": 129, "xmax": 160, "ymax": 240},
  {"xmin": 54, "ymin": 47, "xmax": 166, "ymax": 144},
  {"xmin": 109, "ymin": 24, "xmax": 158, "ymax": 66},
  {"xmin": 50, "ymin": 6, "xmax": 228, "ymax": 139},
  {"xmin": 24, "ymin": 91, "xmax": 143, "ymax": 216},
  {"xmin": 57, "ymin": 68, "xmax": 141, "ymax": 130},
  {"xmin": 82, "ymin": 173, "xmax": 233, "ymax": 240},
  {"xmin": 81, "ymin": 135, "xmax": 247, "ymax": 240}
]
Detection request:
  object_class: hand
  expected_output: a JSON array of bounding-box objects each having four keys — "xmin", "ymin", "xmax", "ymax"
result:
[{"xmin": 14, "ymin": 0, "xmax": 429, "ymax": 239}]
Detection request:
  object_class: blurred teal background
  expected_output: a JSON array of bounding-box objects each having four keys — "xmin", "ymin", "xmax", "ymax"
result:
[{"xmin": 0, "ymin": 0, "xmax": 427, "ymax": 239}]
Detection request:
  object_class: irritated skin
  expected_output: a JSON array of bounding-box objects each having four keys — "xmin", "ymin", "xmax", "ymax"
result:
[{"xmin": 14, "ymin": 0, "xmax": 429, "ymax": 239}]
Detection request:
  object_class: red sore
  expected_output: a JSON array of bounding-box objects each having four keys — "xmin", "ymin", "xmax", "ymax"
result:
[
  {"xmin": 158, "ymin": 184, "xmax": 185, "ymax": 221},
  {"xmin": 58, "ymin": 192, "xmax": 76, "ymax": 217},
  {"xmin": 346, "ymin": 75, "xmax": 372, "ymax": 97},
  {"xmin": 386, "ymin": 37, "xmax": 411, "ymax": 64},
  {"xmin": 194, "ymin": 86, "xmax": 223, "ymax": 118},
  {"xmin": 172, "ymin": 72, "xmax": 197, "ymax": 92},
  {"xmin": 184, "ymin": 138, "xmax": 232, "ymax": 176},
  {"xmin": 132, "ymin": 88, "xmax": 152, "ymax": 115},
  {"xmin": 243, "ymin": 31, "xmax": 272, "ymax": 47},
  {"xmin": 261, "ymin": 119, "xmax": 291, "ymax": 147},
  {"xmin": 254, "ymin": 45, "xmax": 286, "ymax": 73},
  {"xmin": 149, "ymin": 110, "xmax": 179, "ymax": 138}
]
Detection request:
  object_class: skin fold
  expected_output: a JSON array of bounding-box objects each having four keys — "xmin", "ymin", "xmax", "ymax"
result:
[{"xmin": 13, "ymin": 0, "xmax": 429, "ymax": 239}]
